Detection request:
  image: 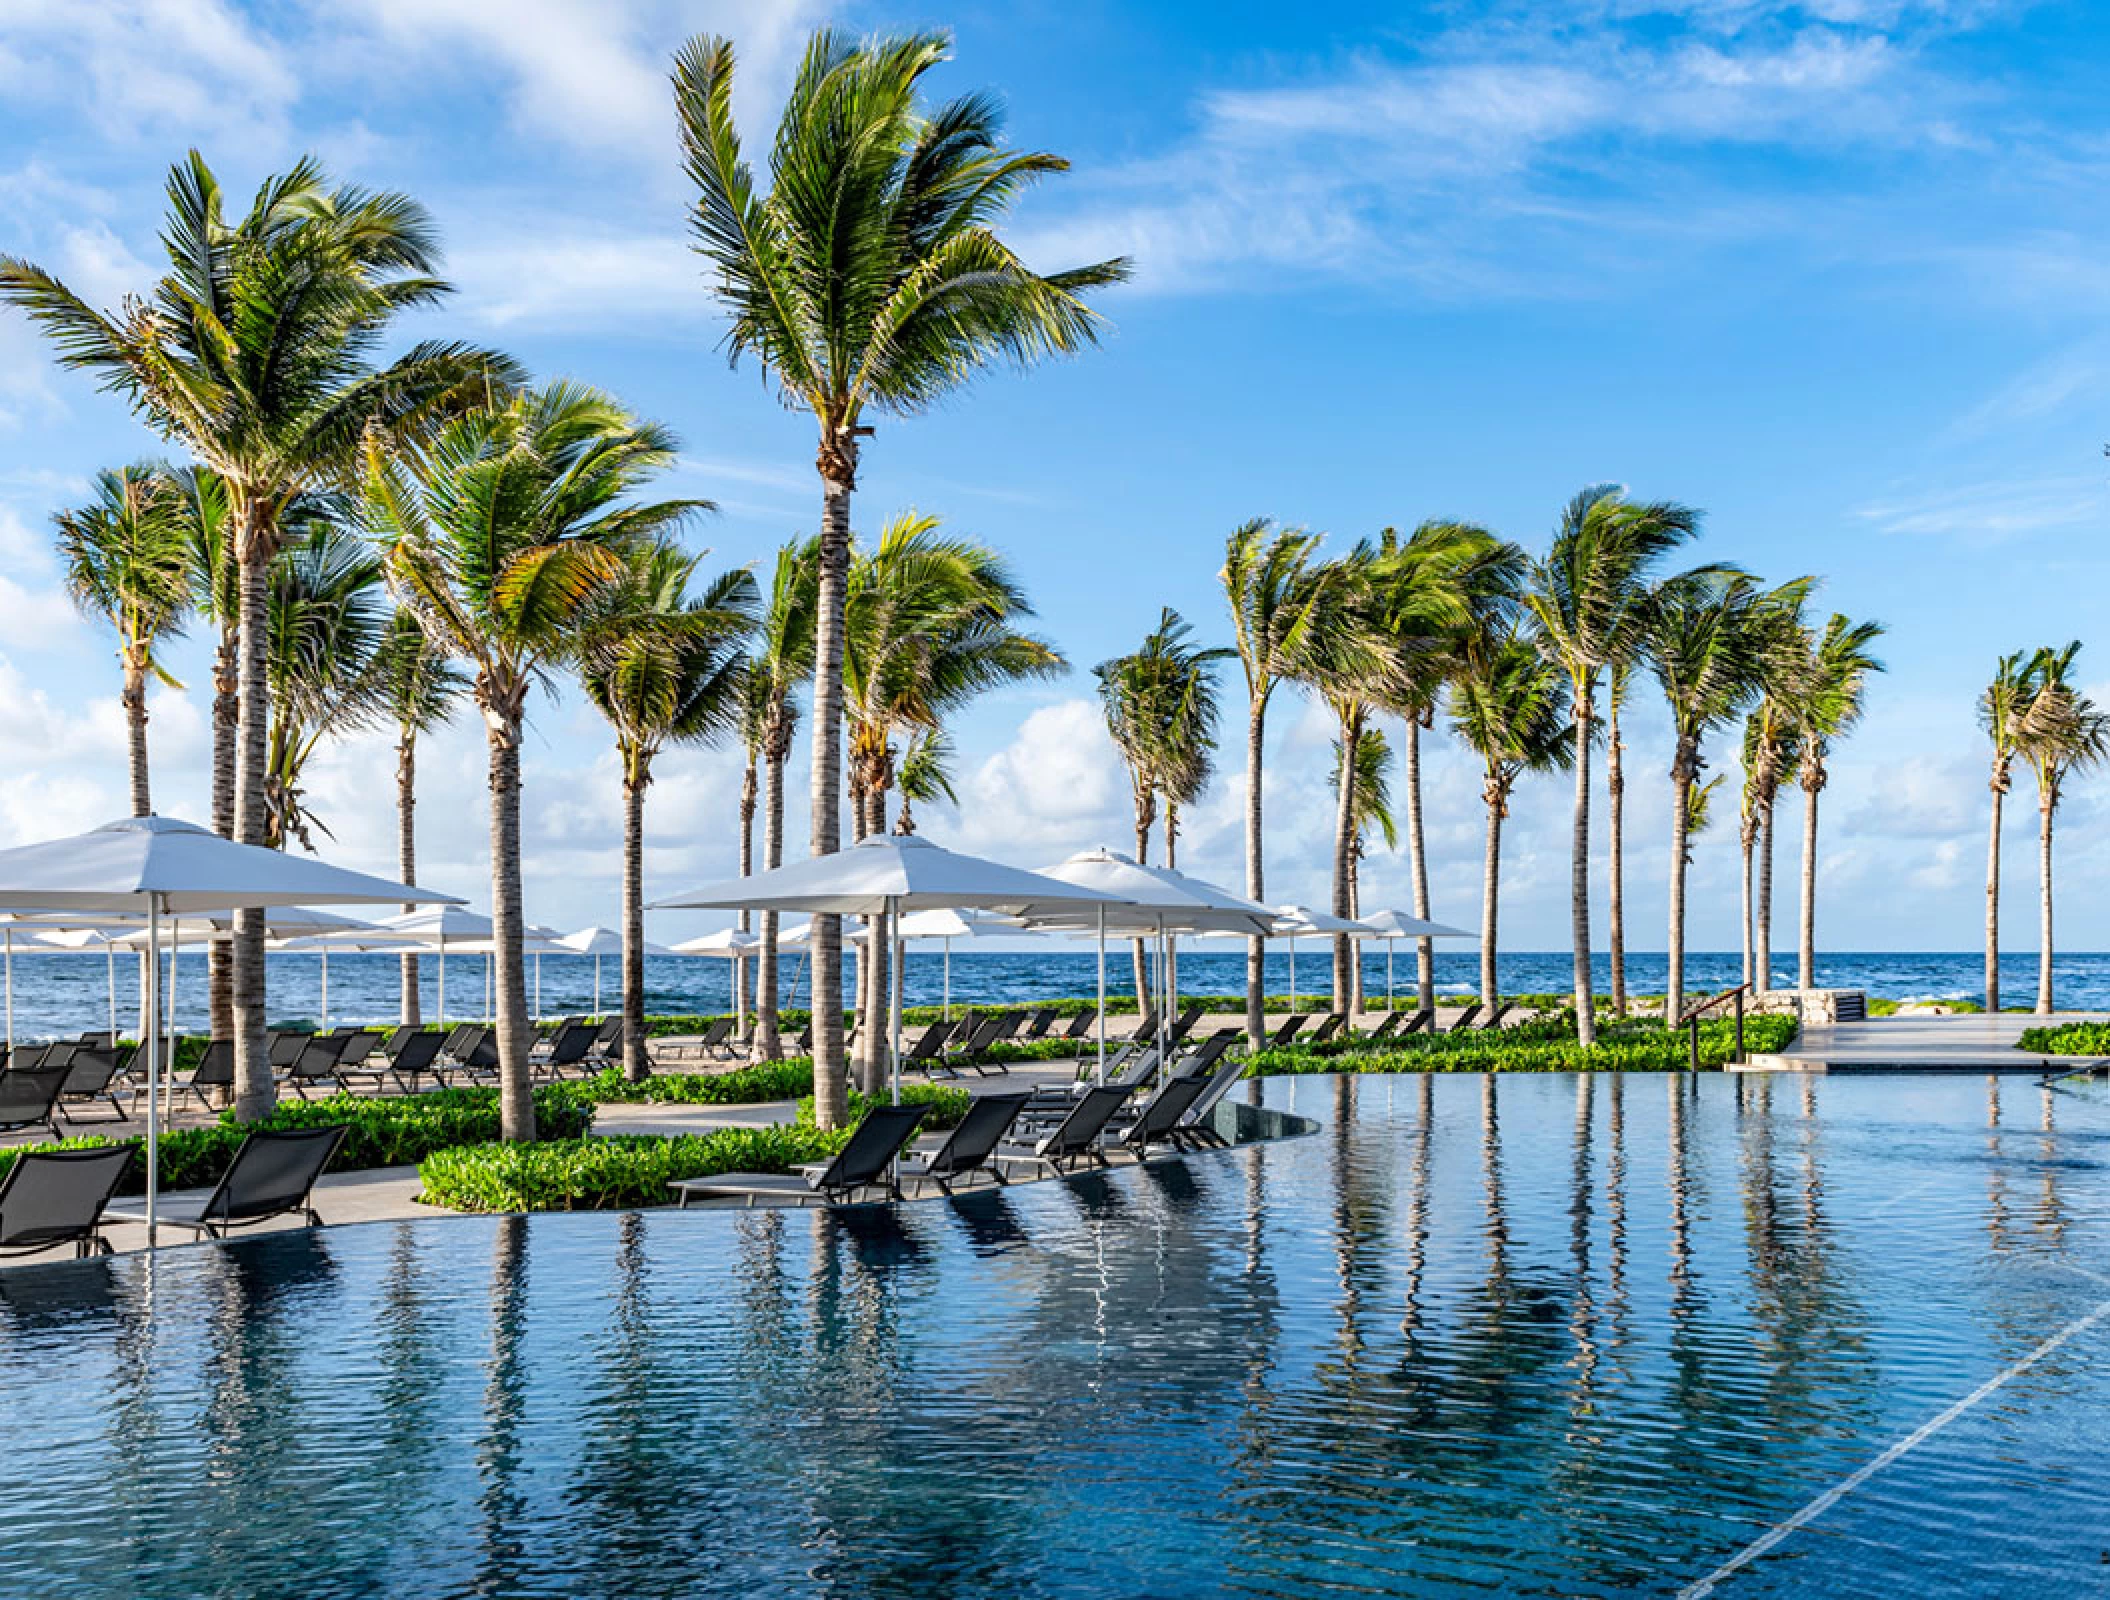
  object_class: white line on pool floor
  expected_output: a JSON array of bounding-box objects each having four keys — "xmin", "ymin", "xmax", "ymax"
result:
[{"xmin": 1676, "ymin": 1283, "xmax": 2110, "ymax": 1599}]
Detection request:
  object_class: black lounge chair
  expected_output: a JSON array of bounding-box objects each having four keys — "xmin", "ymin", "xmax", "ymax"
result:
[
  {"xmin": 361, "ymin": 1028, "xmax": 447, "ymax": 1093},
  {"xmin": 0, "ymin": 1146, "xmax": 134, "ymax": 1258},
  {"xmin": 671, "ymin": 1102, "xmax": 930, "ymax": 1208},
  {"xmin": 1021, "ymin": 1008, "xmax": 1059, "ymax": 1041},
  {"xmin": 58, "ymin": 1044, "xmax": 134, "ymax": 1123},
  {"xmin": 533, "ymin": 1021, "xmax": 599, "ymax": 1080},
  {"xmin": 1007, "ymin": 1083, "xmax": 1135, "ymax": 1174},
  {"xmin": 1122, "ymin": 1072, "xmax": 1212, "ymax": 1156},
  {"xmin": 104, "ymin": 1124, "xmax": 350, "ymax": 1239},
  {"xmin": 1061, "ymin": 1011, "xmax": 1096, "ymax": 1041},
  {"xmin": 1366, "ymin": 1011, "xmax": 1404, "ymax": 1042},
  {"xmin": 1167, "ymin": 1004, "xmax": 1208, "ymax": 1047},
  {"xmin": 1447, "ymin": 1003, "xmax": 1483, "ymax": 1033},
  {"xmin": 904, "ymin": 1092, "xmax": 1030, "ymax": 1194},
  {"xmin": 987, "ymin": 1012, "xmax": 1026, "ymax": 1045},
  {"xmin": 1479, "ymin": 1003, "xmax": 1514, "ymax": 1030},
  {"xmin": 178, "ymin": 1040, "xmax": 234, "ymax": 1111},
  {"xmin": 1401, "ymin": 1007, "xmax": 1436, "ymax": 1036},
  {"xmin": 448, "ymin": 1026, "xmax": 500, "ymax": 1081},
  {"xmin": 281, "ymin": 1034, "xmax": 352, "ymax": 1100},
  {"xmin": 1172, "ymin": 1043, "xmax": 1253, "ymax": 1150},
  {"xmin": 1172, "ymin": 1030, "xmax": 1237, "ymax": 1084},
  {"xmin": 1267, "ymin": 1014, "xmax": 1307, "ymax": 1048},
  {"xmin": 0, "ymin": 1060, "xmax": 73, "ymax": 1140},
  {"xmin": 901, "ymin": 1019, "xmax": 954, "ymax": 1071},
  {"xmin": 1308, "ymin": 1012, "xmax": 1347, "ymax": 1045}
]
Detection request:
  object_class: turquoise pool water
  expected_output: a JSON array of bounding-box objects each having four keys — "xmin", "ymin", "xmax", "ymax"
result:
[{"xmin": 1, "ymin": 1071, "xmax": 2105, "ymax": 1597}]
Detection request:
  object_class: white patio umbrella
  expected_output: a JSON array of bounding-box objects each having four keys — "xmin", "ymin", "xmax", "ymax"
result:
[
  {"xmin": 669, "ymin": 928, "xmax": 758, "ymax": 1035},
  {"xmin": 889, "ymin": 907, "xmax": 1041, "ymax": 1021},
  {"xmin": 1355, "ymin": 907, "xmax": 1474, "ymax": 1007},
  {"xmin": 27, "ymin": 924, "xmax": 141, "ymax": 1040},
  {"xmin": 310, "ymin": 905, "xmax": 509, "ymax": 1027},
  {"xmin": 654, "ymin": 834, "xmax": 1129, "ymax": 1104},
  {"xmin": 106, "ymin": 906, "xmax": 383, "ymax": 1033},
  {"xmin": 0, "ymin": 816, "xmax": 458, "ymax": 1244},
  {"xmin": 0, "ymin": 911, "xmax": 158, "ymax": 1047},
  {"xmin": 557, "ymin": 925, "xmax": 657, "ymax": 1017},
  {"xmin": 1266, "ymin": 905, "xmax": 1375, "ymax": 1014}
]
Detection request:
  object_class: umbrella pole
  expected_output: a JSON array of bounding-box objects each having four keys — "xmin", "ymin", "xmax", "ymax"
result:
[
  {"xmin": 438, "ymin": 940, "xmax": 446, "ymax": 1029},
  {"xmin": 106, "ymin": 940, "xmax": 116, "ymax": 1039},
  {"xmin": 534, "ymin": 953, "xmax": 541, "ymax": 1022},
  {"xmin": 594, "ymin": 952, "xmax": 602, "ymax": 1018},
  {"xmin": 5, "ymin": 926, "xmax": 12, "ymax": 1050},
  {"xmin": 1096, "ymin": 903, "xmax": 1107, "ymax": 1084},
  {"xmin": 889, "ymin": 896, "xmax": 903, "ymax": 1109},
  {"xmin": 1387, "ymin": 938, "xmax": 1395, "ymax": 1009},
  {"xmin": 167, "ymin": 930, "xmax": 178, "ymax": 1038},
  {"xmin": 1289, "ymin": 934, "xmax": 1297, "ymax": 1013},
  {"xmin": 146, "ymin": 895, "xmax": 161, "ymax": 1248},
  {"xmin": 943, "ymin": 938, "xmax": 951, "ymax": 1022},
  {"xmin": 321, "ymin": 950, "xmax": 329, "ymax": 1031}
]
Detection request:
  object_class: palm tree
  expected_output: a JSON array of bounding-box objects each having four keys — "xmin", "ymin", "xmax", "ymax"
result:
[
  {"xmin": 1978, "ymin": 650, "xmax": 2039, "ymax": 1013},
  {"xmin": 674, "ymin": 30, "xmax": 1127, "ymax": 1129},
  {"xmin": 1737, "ymin": 705, "xmax": 1797, "ymax": 994},
  {"xmin": 1448, "ymin": 625, "xmax": 1571, "ymax": 1013},
  {"xmin": 1523, "ymin": 487, "xmax": 1701, "ymax": 1046},
  {"xmin": 1332, "ymin": 726, "xmax": 1398, "ymax": 1010},
  {"xmin": 52, "ymin": 465, "xmax": 190, "ymax": 815},
  {"xmin": 893, "ymin": 729, "xmax": 957, "ymax": 836},
  {"xmin": 1643, "ymin": 571, "xmax": 1811, "ymax": 1023},
  {"xmin": 370, "ymin": 611, "xmax": 466, "ymax": 1024},
  {"xmin": 262, "ymin": 511, "xmax": 391, "ymax": 851},
  {"xmin": 1094, "ymin": 607, "xmax": 1232, "ymax": 1001},
  {"xmin": 747, "ymin": 540, "xmax": 816, "ymax": 1060},
  {"xmin": 578, "ymin": 545, "xmax": 757, "ymax": 1081},
  {"xmin": 1221, "ymin": 519, "xmax": 1337, "ymax": 1044},
  {"xmin": 840, "ymin": 513, "xmax": 1063, "ymax": 1091},
  {"xmin": 0, "ymin": 152, "xmax": 514, "ymax": 1119},
  {"xmin": 2011, "ymin": 643, "xmax": 2110, "ymax": 1014},
  {"xmin": 371, "ymin": 382, "xmax": 703, "ymax": 1139},
  {"xmin": 171, "ymin": 464, "xmax": 241, "ymax": 1040},
  {"xmin": 1787, "ymin": 614, "xmax": 1886, "ymax": 992}
]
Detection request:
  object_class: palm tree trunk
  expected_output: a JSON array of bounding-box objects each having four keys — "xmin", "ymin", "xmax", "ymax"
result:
[
  {"xmin": 2038, "ymin": 793, "xmax": 2056, "ymax": 1015},
  {"xmin": 1569, "ymin": 697, "xmax": 1596, "ymax": 1045},
  {"xmin": 208, "ymin": 619, "xmax": 238, "ymax": 1043},
  {"xmin": 1739, "ymin": 812, "xmax": 1756, "ymax": 993},
  {"xmin": 1131, "ymin": 810, "xmax": 1151, "ymax": 1022},
  {"xmin": 1244, "ymin": 699, "xmax": 1267, "ymax": 1046},
  {"xmin": 398, "ymin": 728, "xmax": 421, "ymax": 1026},
  {"xmin": 1756, "ymin": 792, "xmax": 1776, "ymax": 995},
  {"xmin": 1666, "ymin": 742, "xmax": 1694, "ymax": 1027},
  {"xmin": 488, "ymin": 707, "xmax": 536, "ymax": 1139},
  {"xmin": 1798, "ymin": 777, "xmax": 1820, "ymax": 992},
  {"xmin": 1985, "ymin": 771, "xmax": 2004, "ymax": 1012},
  {"xmin": 230, "ymin": 525, "xmax": 275, "ymax": 1122},
  {"xmin": 735, "ymin": 758, "xmax": 756, "ymax": 1028},
  {"xmin": 1405, "ymin": 714, "xmax": 1434, "ymax": 1011},
  {"xmin": 808, "ymin": 460, "xmax": 852, "ymax": 1131},
  {"xmin": 1606, "ymin": 701, "xmax": 1627, "ymax": 1016},
  {"xmin": 758, "ymin": 737, "xmax": 787, "ymax": 1059},
  {"xmin": 122, "ymin": 656, "xmax": 151, "ymax": 815},
  {"xmin": 1331, "ymin": 714, "xmax": 1358, "ymax": 1015},
  {"xmin": 862, "ymin": 786, "xmax": 889, "ymax": 1098},
  {"xmin": 1480, "ymin": 781, "xmax": 1503, "ymax": 1013},
  {"xmin": 621, "ymin": 767, "xmax": 649, "ymax": 1082},
  {"xmin": 1165, "ymin": 804, "xmax": 1181, "ymax": 1004}
]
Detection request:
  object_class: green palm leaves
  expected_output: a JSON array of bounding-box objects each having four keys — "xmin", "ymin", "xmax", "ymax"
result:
[{"xmin": 1094, "ymin": 608, "xmax": 1232, "ymax": 866}]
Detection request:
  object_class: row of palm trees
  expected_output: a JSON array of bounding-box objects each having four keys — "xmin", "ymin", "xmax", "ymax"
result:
[
  {"xmin": 1980, "ymin": 643, "xmax": 2110, "ymax": 1013},
  {"xmin": 1097, "ymin": 500, "xmax": 1888, "ymax": 1041}
]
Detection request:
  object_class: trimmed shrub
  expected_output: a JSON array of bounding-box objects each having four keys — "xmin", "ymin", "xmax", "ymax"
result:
[
  {"xmin": 1249, "ymin": 1013, "xmax": 1799, "ymax": 1077},
  {"xmin": 2016, "ymin": 1021, "xmax": 2110, "ymax": 1055},
  {"xmin": 418, "ymin": 1125, "xmax": 847, "ymax": 1212},
  {"xmin": 582, "ymin": 1059, "xmax": 816, "ymax": 1105},
  {"xmin": 795, "ymin": 1082, "xmax": 970, "ymax": 1130}
]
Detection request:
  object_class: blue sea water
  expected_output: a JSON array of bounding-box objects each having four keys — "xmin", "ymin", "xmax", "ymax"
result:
[
  {"xmin": 0, "ymin": 945, "xmax": 2090, "ymax": 1039},
  {"xmin": 1, "ymin": 1069, "xmax": 2106, "ymax": 1596}
]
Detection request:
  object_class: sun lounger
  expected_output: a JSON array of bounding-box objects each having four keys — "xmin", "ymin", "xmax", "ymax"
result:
[
  {"xmin": 1267, "ymin": 1014, "xmax": 1307, "ymax": 1048},
  {"xmin": 0, "ymin": 1060, "xmax": 75, "ymax": 1142},
  {"xmin": 900, "ymin": 1019, "xmax": 954, "ymax": 1071},
  {"xmin": 1479, "ymin": 1003, "xmax": 1514, "ymax": 1030},
  {"xmin": 1308, "ymin": 1012, "xmax": 1346, "ymax": 1045},
  {"xmin": 1400, "ymin": 1007, "xmax": 1435, "ymax": 1036},
  {"xmin": 267, "ymin": 1030, "xmax": 311, "ymax": 1073},
  {"xmin": 58, "ymin": 1043, "xmax": 134, "ymax": 1123},
  {"xmin": 1005, "ymin": 1083, "xmax": 1136, "ymax": 1174},
  {"xmin": 372, "ymin": 1029, "xmax": 447, "ymax": 1092},
  {"xmin": 1021, "ymin": 1008, "xmax": 1059, "ymax": 1041},
  {"xmin": 1171, "ymin": 1043, "xmax": 1253, "ymax": 1150},
  {"xmin": 1447, "ymin": 1003, "xmax": 1483, "ymax": 1033},
  {"xmin": 177, "ymin": 1039, "xmax": 233, "ymax": 1112},
  {"xmin": 1365, "ymin": 1011, "xmax": 1403, "ymax": 1042},
  {"xmin": 448, "ymin": 1026, "xmax": 500, "ymax": 1081},
  {"xmin": 104, "ymin": 1124, "xmax": 350, "ymax": 1239},
  {"xmin": 0, "ymin": 1146, "xmax": 134, "ymax": 1259},
  {"xmin": 1172, "ymin": 1030, "xmax": 1237, "ymax": 1084},
  {"xmin": 281, "ymin": 1034, "xmax": 353, "ymax": 1100},
  {"xmin": 904, "ymin": 1091, "xmax": 1030, "ymax": 1194},
  {"xmin": 670, "ymin": 1102, "xmax": 929, "ymax": 1208},
  {"xmin": 1167, "ymin": 1004, "xmax": 1208, "ymax": 1047},
  {"xmin": 1061, "ymin": 1011, "xmax": 1096, "ymax": 1041},
  {"xmin": 1121, "ymin": 1072, "xmax": 1213, "ymax": 1156}
]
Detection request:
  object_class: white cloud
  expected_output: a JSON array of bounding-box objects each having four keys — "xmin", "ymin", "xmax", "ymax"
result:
[{"xmin": 1855, "ymin": 473, "xmax": 2107, "ymax": 543}]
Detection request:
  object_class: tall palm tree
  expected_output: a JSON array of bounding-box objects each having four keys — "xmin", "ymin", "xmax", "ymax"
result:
[
  {"xmin": 1787, "ymin": 614, "xmax": 1886, "ymax": 992},
  {"xmin": 1332, "ymin": 726, "xmax": 1398, "ymax": 1010},
  {"xmin": 2012, "ymin": 643, "xmax": 2110, "ymax": 1014},
  {"xmin": 262, "ymin": 512, "xmax": 391, "ymax": 852},
  {"xmin": 1523, "ymin": 486, "xmax": 1701, "ymax": 1046},
  {"xmin": 0, "ymin": 152, "xmax": 514, "ymax": 1119},
  {"xmin": 841, "ymin": 513, "xmax": 1063, "ymax": 1091},
  {"xmin": 1737, "ymin": 705, "xmax": 1797, "ymax": 994},
  {"xmin": 893, "ymin": 729, "xmax": 957, "ymax": 836},
  {"xmin": 171, "ymin": 464, "xmax": 240, "ymax": 1040},
  {"xmin": 1094, "ymin": 607, "xmax": 1232, "ymax": 1000},
  {"xmin": 1643, "ymin": 571, "xmax": 1810, "ymax": 1023},
  {"xmin": 370, "ymin": 383, "xmax": 702, "ymax": 1139},
  {"xmin": 1978, "ymin": 650, "xmax": 2039, "ymax": 1013},
  {"xmin": 1222, "ymin": 519, "xmax": 1336, "ymax": 1044},
  {"xmin": 578, "ymin": 545, "xmax": 757, "ymax": 1081},
  {"xmin": 747, "ymin": 540, "xmax": 816, "ymax": 1059},
  {"xmin": 1448, "ymin": 625, "xmax": 1571, "ymax": 1013},
  {"xmin": 674, "ymin": 30, "xmax": 1127, "ymax": 1128},
  {"xmin": 52, "ymin": 464, "xmax": 190, "ymax": 815},
  {"xmin": 370, "ymin": 610, "xmax": 466, "ymax": 1024}
]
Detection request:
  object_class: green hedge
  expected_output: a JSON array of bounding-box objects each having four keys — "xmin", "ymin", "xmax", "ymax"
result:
[
  {"xmin": 581, "ymin": 1059, "xmax": 816, "ymax": 1104},
  {"xmin": 1249, "ymin": 1013, "xmax": 1799, "ymax": 1077},
  {"xmin": 2016, "ymin": 1021, "xmax": 2110, "ymax": 1055},
  {"xmin": 0, "ymin": 1084, "xmax": 595, "ymax": 1195},
  {"xmin": 795, "ymin": 1082, "xmax": 970, "ymax": 1130},
  {"xmin": 418, "ymin": 1125, "xmax": 847, "ymax": 1212}
]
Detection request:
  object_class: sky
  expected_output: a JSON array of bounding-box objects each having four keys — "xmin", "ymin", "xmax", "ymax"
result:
[{"xmin": 0, "ymin": 0, "xmax": 2105, "ymax": 953}]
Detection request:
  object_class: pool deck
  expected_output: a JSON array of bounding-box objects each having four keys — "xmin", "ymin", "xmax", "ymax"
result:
[{"xmin": 1742, "ymin": 1011, "xmax": 2110, "ymax": 1074}]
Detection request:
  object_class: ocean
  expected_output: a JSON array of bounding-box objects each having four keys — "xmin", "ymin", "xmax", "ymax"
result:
[{"xmin": 0, "ymin": 945, "xmax": 2085, "ymax": 1039}]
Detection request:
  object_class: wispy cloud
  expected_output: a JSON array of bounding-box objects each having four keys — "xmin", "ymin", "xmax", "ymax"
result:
[{"xmin": 1855, "ymin": 472, "xmax": 2107, "ymax": 542}]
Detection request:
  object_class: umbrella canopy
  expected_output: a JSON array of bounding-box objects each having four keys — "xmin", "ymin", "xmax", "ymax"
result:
[
  {"xmin": 1019, "ymin": 849, "xmax": 1274, "ymax": 936},
  {"xmin": 99, "ymin": 905, "xmax": 384, "ymax": 946},
  {"xmin": 1271, "ymin": 904, "xmax": 1376, "ymax": 937},
  {"xmin": 670, "ymin": 928, "xmax": 761, "ymax": 956},
  {"xmin": 654, "ymin": 834, "xmax": 1130, "ymax": 919},
  {"xmin": 893, "ymin": 906, "xmax": 1040, "ymax": 941},
  {"xmin": 0, "ymin": 816, "xmax": 457, "ymax": 913},
  {"xmin": 1357, "ymin": 907, "xmax": 1473, "ymax": 939},
  {"xmin": 558, "ymin": 925, "xmax": 623, "ymax": 957}
]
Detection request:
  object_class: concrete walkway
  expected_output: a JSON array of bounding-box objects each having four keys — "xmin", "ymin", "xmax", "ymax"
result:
[{"xmin": 1746, "ymin": 1011, "xmax": 2110, "ymax": 1073}]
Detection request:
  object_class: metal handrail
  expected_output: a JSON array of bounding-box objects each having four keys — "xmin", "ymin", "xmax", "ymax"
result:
[{"xmin": 1676, "ymin": 983, "xmax": 1750, "ymax": 1069}]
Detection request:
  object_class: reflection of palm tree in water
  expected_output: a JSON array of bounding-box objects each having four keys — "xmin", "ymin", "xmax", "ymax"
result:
[
  {"xmin": 1985, "ymin": 1076, "xmax": 2011, "ymax": 1250},
  {"xmin": 474, "ymin": 1215, "xmax": 531, "ymax": 1594},
  {"xmin": 2036, "ymin": 1084, "xmax": 2067, "ymax": 1243},
  {"xmin": 1399, "ymin": 1074, "xmax": 1434, "ymax": 1360}
]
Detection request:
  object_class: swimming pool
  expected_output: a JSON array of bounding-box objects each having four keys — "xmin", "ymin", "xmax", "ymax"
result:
[{"xmin": 0, "ymin": 1071, "xmax": 2103, "ymax": 1597}]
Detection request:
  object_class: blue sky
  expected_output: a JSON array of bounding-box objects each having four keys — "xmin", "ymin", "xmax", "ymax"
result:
[{"xmin": 0, "ymin": 0, "xmax": 2104, "ymax": 952}]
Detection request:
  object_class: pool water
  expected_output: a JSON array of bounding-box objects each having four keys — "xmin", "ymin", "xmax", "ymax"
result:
[{"xmin": 1, "ymin": 1071, "xmax": 2106, "ymax": 1598}]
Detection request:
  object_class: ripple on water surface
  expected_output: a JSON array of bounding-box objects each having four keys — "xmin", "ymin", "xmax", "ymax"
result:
[{"xmin": 0, "ymin": 1070, "xmax": 2106, "ymax": 1598}]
